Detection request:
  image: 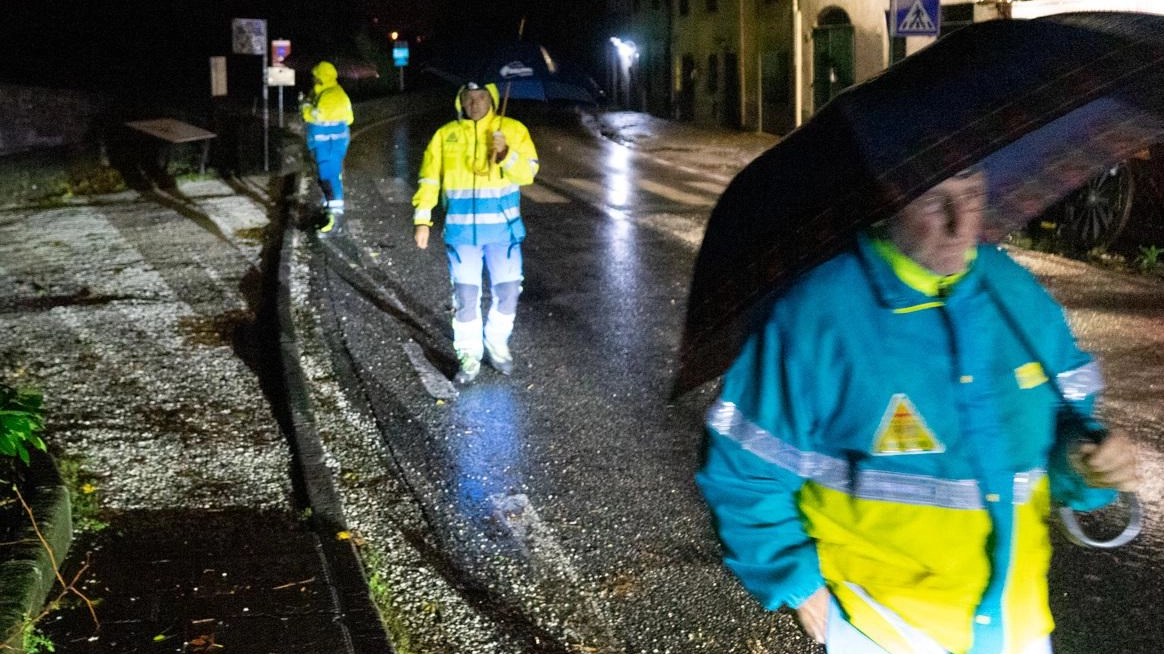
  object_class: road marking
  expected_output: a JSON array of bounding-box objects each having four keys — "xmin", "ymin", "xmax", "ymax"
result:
[
  {"xmin": 402, "ymin": 342, "xmax": 458, "ymax": 400},
  {"xmin": 684, "ymin": 180, "xmax": 727, "ymax": 196},
  {"xmin": 488, "ymin": 492, "xmax": 619, "ymax": 648},
  {"xmin": 638, "ymin": 212, "xmax": 705, "ymax": 250},
  {"xmin": 520, "ymin": 183, "xmax": 570, "ymax": 204},
  {"xmin": 637, "ymin": 178, "xmax": 716, "ymax": 206},
  {"xmin": 562, "ymin": 177, "xmax": 606, "ymax": 197},
  {"xmin": 562, "ymin": 176, "xmax": 716, "ymax": 207}
]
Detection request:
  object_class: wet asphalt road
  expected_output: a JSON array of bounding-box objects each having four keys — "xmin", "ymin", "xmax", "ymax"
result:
[{"xmin": 299, "ymin": 99, "xmax": 1164, "ymax": 653}]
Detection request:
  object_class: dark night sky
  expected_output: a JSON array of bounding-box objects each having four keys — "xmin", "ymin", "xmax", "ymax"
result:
[{"xmin": 1, "ymin": 1, "xmax": 611, "ymax": 96}]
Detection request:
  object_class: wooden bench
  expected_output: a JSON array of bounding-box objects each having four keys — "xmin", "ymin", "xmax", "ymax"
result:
[{"xmin": 124, "ymin": 118, "xmax": 216, "ymax": 175}]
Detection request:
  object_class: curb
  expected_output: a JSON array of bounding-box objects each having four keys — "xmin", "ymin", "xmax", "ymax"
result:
[
  {"xmin": 273, "ymin": 184, "xmax": 395, "ymax": 652},
  {"xmin": 277, "ymin": 219, "xmax": 350, "ymax": 535},
  {"xmin": 0, "ymin": 451, "xmax": 73, "ymax": 652}
]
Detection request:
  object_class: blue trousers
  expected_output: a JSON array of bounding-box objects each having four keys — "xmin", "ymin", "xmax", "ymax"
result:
[{"xmin": 309, "ymin": 135, "xmax": 348, "ymax": 213}]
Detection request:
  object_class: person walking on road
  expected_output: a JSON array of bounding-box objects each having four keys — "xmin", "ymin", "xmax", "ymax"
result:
[
  {"xmin": 696, "ymin": 167, "xmax": 1141, "ymax": 654},
  {"xmin": 412, "ymin": 82, "xmax": 540, "ymax": 384},
  {"xmin": 301, "ymin": 60, "xmax": 354, "ymax": 236}
]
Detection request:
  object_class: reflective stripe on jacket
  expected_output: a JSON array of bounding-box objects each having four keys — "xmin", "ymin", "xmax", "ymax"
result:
[
  {"xmin": 696, "ymin": 235, "xmax": 1115, "ymax": 654},
  {"xmin": 412, "ymin": 83, "xmax": 540, "ymax": 246}
]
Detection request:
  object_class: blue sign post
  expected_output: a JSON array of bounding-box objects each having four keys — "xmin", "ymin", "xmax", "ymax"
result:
[
  {"xmin": 392, "ymin": 40, "xmax": 409, "ymax": 91},
  {"xmin": 392, "ymin": 41, "xmax": 410, "ymax": 67},
  {"xmin": 891, "ymin": 0, "xmax": 941, "ymax": 38}
]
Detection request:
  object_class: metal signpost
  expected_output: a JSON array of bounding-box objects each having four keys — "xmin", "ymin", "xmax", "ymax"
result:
[
  {"xmin": 393, "ymin": 40, "xmax": 410, "ymax": 91},
  {"xmin": 232, "ymin": 18, "xmax": 269, "ymax": 171},
  {"xmin": 890, "ymin": 0, "xmax": 941, "ymax": 38},
  {"xmin": 269, "ymin": 39, "xmax": 294, "ymax": 128},
  {"xmin": 267, "ymin": 67, "xmax": 295, "ymax": 127}
]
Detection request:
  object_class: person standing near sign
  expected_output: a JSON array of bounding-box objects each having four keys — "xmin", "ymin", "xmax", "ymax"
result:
[
  {"xmin": 301, "ymin": 61, "xmax": 353, "ymax": 235},
  {"xmin": 412, "ymin": 82, "xmax": 539, "ymax": 384},
  {"xmin": 696, "ymin": 168, "xmax": 1141, "ymax": 653}
]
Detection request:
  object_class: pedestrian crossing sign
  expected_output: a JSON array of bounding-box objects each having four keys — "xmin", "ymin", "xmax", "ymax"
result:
[{"xmin": 891, "ymin": 0, "xmax": 940, "ymax": 38}]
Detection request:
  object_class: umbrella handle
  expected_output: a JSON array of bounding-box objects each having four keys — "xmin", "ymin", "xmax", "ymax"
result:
[
  {"xmin": 498, "ymin": 15, "xmax": 526, "ymax": 120},
  {"xmin": 1054, "ymin": 423, "xmax": 1143, "ymax": 549},
  {"xmin": 1056, "ymin": 491, "xmax": 1143, "ymax": 549}
]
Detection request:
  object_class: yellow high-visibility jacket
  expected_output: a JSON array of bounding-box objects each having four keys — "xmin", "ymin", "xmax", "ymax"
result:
[
  {"xmin": 301, "ymin": 61, "xmax": 354, "ymax": 132},
  {"xmin": 412, "ymin": 83, "xmax": 539, "ymax": 246}
]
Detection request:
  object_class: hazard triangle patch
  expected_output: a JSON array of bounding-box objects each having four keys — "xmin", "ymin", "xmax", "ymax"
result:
[{"xmin": 871, "ymin": 394, "xmax": 945, "ymax": 455}]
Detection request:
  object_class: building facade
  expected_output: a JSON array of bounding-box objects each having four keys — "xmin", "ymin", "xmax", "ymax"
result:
[{"xmin": 607, "ymin": 0, "xmax": 1164, "ymax": 135}]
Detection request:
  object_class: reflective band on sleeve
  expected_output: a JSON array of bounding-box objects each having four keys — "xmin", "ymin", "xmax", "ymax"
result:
[
  {"xmin": 706, "ymin": 401, "xmax": 814, "ymax": 476},
  {"xmin": 708, "ymin": 400, "xmax": 1043, "ymax": 510},
  {"xmin": 418, "ymin": 178, "xmax": 440, "ymax": 186},
  {"xmin": 1057, "ymin": 361, "xmax": 1103, "ymax": 401}
]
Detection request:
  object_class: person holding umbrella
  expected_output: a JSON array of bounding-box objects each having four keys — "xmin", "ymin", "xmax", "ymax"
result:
[
  {"xmin": 412, "ymin": 82, "xmax": 540, "ymax": 383},
  {"xmin": 694, "ymin": 162, "xmax": 1142, "ymax": 653},
  {"xmin": 301, "ymin": 60, "xmax": 354, "ymax": 236}
]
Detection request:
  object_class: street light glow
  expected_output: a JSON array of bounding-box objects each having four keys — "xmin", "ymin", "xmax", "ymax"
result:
[{"xmin": 610, "ymin": 37, "xmax": 639, "ymax": 66}]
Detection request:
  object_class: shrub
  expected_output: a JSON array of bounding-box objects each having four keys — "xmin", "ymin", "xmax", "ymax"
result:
[
  {"xmin": 1135, "ymin": 244, "xmax": 1162, "ymax": 274},
  {"xmin": 1, "ymin": 383, "xmax": 46, "ymax": 467}
]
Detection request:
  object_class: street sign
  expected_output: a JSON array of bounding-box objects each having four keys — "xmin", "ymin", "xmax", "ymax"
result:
[
  {"xmin": 891, "ymin": 0, "xmax": 940, "ymax": 37},
  {"xmin": 209, "ymin": 56, "xmax": 227, "ymax": 96},
  {"xmin": 231, "ymin": 18, "xmax": 267, "ymax": 55},
  {"xmin": 271, "ymin": 39, "xmax": 291, "ymax": 65},
  {"xmin": 267, "ymin": 66, "xmax": 295, "ymax": 87},
  {"xmin": 393, "ymin": 40, "xmax": 410, "ymax": 67}
]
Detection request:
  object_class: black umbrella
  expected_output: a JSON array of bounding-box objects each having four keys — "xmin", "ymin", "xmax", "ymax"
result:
[
  {"xmin": 425, "ymin": 41, "xmax": 601, "ymax": 105},
  {"xmin": 675, "ymin": 12, "xmax": 1164, "ymax": 397}
]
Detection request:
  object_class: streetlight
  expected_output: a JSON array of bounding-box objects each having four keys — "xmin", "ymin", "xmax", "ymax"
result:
[{"xmin": 609, "ymin": 37, "xmax": 639, "ymax": 107}]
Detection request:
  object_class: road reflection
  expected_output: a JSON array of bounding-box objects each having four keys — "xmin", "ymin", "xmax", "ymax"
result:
[
  {"xmin": 447, "ymin": 384, "xmax": 525, "ymax": 529},
  {"xmin": 606, "ymin": 144, "xmax": 632, "ymax": 206},
  {"xmin": 391, "ymin": 122, "xmax": 412, "ymax": 179}
]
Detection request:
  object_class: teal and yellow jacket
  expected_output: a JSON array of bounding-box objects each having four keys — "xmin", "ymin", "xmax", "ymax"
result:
[
  {"xmin": 697, "ymin": 234, "xmax": 1114, "ymax": 654},
  {"xmin": 412, "ymin": 83, "xmax": 540, "ymax": 246},
  {"xmin": 302, "ymin": 61, "xmax": 353, "ymax": 150}
]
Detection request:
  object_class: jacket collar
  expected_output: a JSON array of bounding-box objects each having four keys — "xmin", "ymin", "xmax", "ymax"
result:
[{"xmin": 856, "ymin": 233, "xmax": 983, "ymax": 310}]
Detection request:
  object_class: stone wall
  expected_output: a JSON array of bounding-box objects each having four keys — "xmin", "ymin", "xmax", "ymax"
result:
[{"xmin": 0, "ymin": 85, "xmax": 105, "ymax": 156}]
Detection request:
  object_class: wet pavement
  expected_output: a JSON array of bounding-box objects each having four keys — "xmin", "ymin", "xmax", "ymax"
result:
[
  {"xmin": 293, "ymin": 94, "xmax": 1164, "ymax": 653},
  {"xmin": 0, "ymin": 176, "xmax": 390, "ymax": 652},
  {"xmin": 3, "ymin": 88, "xmax": 1161, "ymax": 654},
  {"xmin": 52, "ymin": 510, "xmax": 386, "ymax": 653}
]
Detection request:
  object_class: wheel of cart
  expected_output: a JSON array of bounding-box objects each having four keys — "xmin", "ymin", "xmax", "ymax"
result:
[{"xmin": 1044, "ymin": 162, "xmax": 1136, "ymax": 252}]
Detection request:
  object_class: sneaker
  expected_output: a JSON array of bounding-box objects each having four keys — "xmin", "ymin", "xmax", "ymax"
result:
[
  {"xmin": 319, "ymin": 211, "xmax": 342, "ymax": 236},
  {"xmin": 454, "ymin": 355, "xmax": 481, "ymax": 384},
  {"xmin": 485, "ymin": 341, "xmax": 514, "ymax": 375}
]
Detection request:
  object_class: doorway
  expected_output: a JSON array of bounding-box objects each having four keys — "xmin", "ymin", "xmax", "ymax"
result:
[{"xmin": 812, "ymin": 8, "xmax": 854, "ymax": 112}]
